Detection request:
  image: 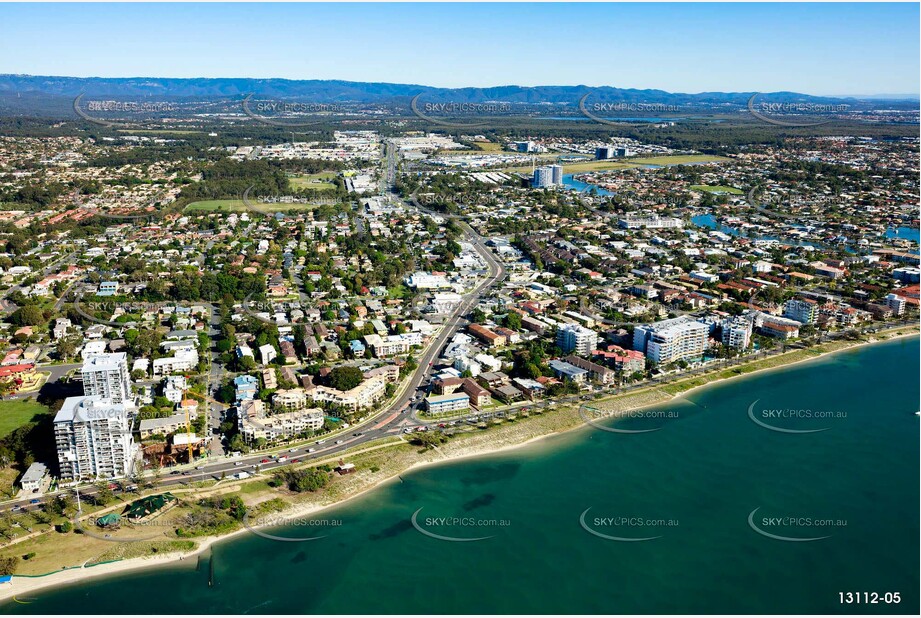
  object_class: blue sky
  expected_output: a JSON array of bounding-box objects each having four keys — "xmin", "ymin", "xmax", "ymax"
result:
[{"xmin": 1, "ymin": 3, "xmax": 918, "ymax": 95}]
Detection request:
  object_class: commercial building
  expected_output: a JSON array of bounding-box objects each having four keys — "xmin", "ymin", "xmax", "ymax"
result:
[
  {"xmin": 556, "ymin": 323, "xmax": 599, "ymax": 356},
  {"xmin": 405, "ymin": 271, "xmax": 450, "ymax": 289},
  {"xmin": 54, "ymin": 395, "xmax": 137, "ymax": 481},
  {"xmin": 633, "ymin": 316, "xmax": 709, "ymax": 364},
  {"xmin": 595, "ymin": 146, "xmax": 630, "ymax": 159},
  {"xmin": 81, "ymin": 352, "xmax": 132, "ymax": 404}
]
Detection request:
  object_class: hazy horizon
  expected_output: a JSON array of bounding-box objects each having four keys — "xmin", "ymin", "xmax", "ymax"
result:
[{"xmin": 1, "ymin": 3, "xmax": 918, "ymax": 96}]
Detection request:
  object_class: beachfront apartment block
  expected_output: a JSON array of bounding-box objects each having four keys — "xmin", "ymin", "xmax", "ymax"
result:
[
  {"xmin": 633, "ymin": 316, "xmax": 709, "ymax": 364},
  {"xmin": 556, "ymin": 323, "xmax": 599, "ymax": 356},
  {"xmin": 548, "ymin": 359, "xmax": 588, "ymax": 383},
  {"xmin": 721, "ymin": 316, "xmax": 753, "ymax": 349},
  {"xmin": 308, "ymin": 375, "xmax": 387, "ymax": 412},
  {"xmin": 238, "ymin": 399, "xmax": 325, "ymax": 443},
  {"xmin": 885, "ymin": 293, "xmax": 907, "ymax": 316},
  {"xmin": 54, "ymin": 395, "xmax": 137, "ymax": 481},
  {"xmin": 81, "ymin": 352, "xmax": 132, "ymax": 404},
  {"xmin": 563, "ymin": 355, "xmax": 615, "ymax": 384},
  {"xmin": 783, "ymin": 299, "xmax": 818, "ymax": 324},
  {"xmin": 757, "ymin": 314, "xmax": 801, "ymax": 340},
  {"xmin": 425, "ymin": 392, "xmax": 470, "ymax": 415}
]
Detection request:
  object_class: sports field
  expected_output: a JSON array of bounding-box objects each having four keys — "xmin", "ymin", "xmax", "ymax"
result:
[
  {"xmin": 289, "ymin": 172, "xmax": 338, "ymax": 191},
  {"xmin": 0, "ymin": 400, "xmax": 50, "ymax": 439}
]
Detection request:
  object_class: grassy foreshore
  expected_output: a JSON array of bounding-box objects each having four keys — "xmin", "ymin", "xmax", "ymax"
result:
[{"xmin": 1, "ymin": 324, "xmax": 916, "ymax": 601}]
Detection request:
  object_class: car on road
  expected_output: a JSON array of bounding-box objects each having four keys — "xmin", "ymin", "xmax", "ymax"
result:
[
  {"xmin": 11, "ymin": 505, "xmax": 21, "ymax": 512},
  {"xmin": 29, "ymin": 499, "xmax": 40, "ymax": 504},
  {"xmin": 289, "ymin": 448, "xmax": 298, "ymax": 453},
  {"xmin": 195, "ymin": 465, "xmax": 205, "ymax": 470},
  {"xmin": 307, "ymin": 448, "xmax": 316, "ymax": 453},
  {"xmin": 352, "ymin": 432, "xmax": 363, "ymax": 437},
  {"xmin": 291, "ymin": 459, "xmax": 300, "ymax": 463},
  {"xmin": 234, "ymin": 461, "xmax": 243, "ymax": 466},
  {"xmin": 260, "ymin": 458, "xmax": 271, "ymax": 464},
  {"xmin": 316, "ymin": 440, "xmax": 326, "ymax": 445},
  {"xmin": 334, "ymin": 440, "xmax": 343, "ymax": 444},
  {"xmin": 170, "ymin": 470, "xmax": 182, "ymax": 475}
]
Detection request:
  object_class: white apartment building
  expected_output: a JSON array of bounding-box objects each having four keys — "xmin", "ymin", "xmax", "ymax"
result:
[
  {"xmin": 556, "ymin": 323, "xmax": 599, "ymax": 356},
  {"xmin": 163, "ymin": 375, "xmax": 188, "ymax": 404},
  {"xmin": 425, "ymin": 392, "xmax": 470, "ymax": 415},
  {"xmin": 721, "ymin": 316, "xmax": 753, "ymax": 349},
  {"xmin": 364, "ymin": 333, "xmax": 422, "ymax": 357},
  {"xmin": 237, "ymin": 399, "xmax": 325, "ymax": 442},
  {"xmin": 405, "ymin": 271, "xmax": 450, "ymax": 289},
  {"xmin": 81, "ymin": 352, "xmax": 132, "ymax": 404},
  {"xmin": 54, "ymin": 396, "xmax": 137, "ymax": 481},
  {"xmin": 309, "ymin": 376, "xmax": 387, "ymax": 412},
  {"xmin": 633, "ymin": 316, "xmax": 709, "ymax": 364},
  {"xmin": 153, "ymin": 348, "xmax": 199, "ymax": 376},
  {"xmin": 272, "ymin": 388, "xmax": 310, "ymax": 412},
  {"xmin": 783, "ymin": 299, "xmax": 818, "ymax": 324},
  {"xmin": 885, "ymin": 293, "xmax": 906, "ymax": 316}
]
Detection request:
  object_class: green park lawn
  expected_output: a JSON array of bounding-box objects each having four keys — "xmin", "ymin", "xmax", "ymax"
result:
[{"xmin": 0, "ymin": 400, "xmax": 50, "ymax": 439}]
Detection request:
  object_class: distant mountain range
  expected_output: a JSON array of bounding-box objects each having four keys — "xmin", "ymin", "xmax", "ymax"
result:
[{"xmin": 2, "ymin": 74, "xmax": 915, "ymax": 106}]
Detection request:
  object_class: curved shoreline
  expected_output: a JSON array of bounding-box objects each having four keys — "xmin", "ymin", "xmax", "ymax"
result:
[{"xmin": 2, "ymin": 328, "xmax": 917, "ymax": 603}]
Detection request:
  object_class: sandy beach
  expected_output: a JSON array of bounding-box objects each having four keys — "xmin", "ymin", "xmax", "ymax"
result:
[{"xmin": 2, "ymin": 326, "xmax": 917, "ymax": 602}]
